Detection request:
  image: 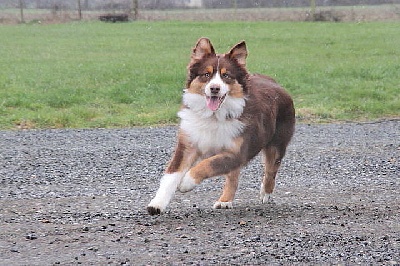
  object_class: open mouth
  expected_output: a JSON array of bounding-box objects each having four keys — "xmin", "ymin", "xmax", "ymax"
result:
[{"xmin": 206, "ymin": 94, "xmax": 226, "ymax": 111}]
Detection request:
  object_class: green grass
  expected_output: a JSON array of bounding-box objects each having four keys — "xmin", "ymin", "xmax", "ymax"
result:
[{"xmin": 0, "ymin": 21, "xmax": 399, "ymax": 129}]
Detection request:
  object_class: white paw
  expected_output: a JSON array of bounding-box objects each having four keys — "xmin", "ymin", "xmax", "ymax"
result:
[
  {"xmin": 147, "ymin": 199, "xmax": 166, "ymax": 215},
  {"xmin": 260, "ymin": 184, "xmax": 274, "ymax": 204},
  {"xmin": 147, "ymin": 173, "xmax": 182, "ymax": 215},
  {"xmin": 178, "ymin": 171, "xmax": 197, "ymax": 193},
  {"xmin": 260, "ymin": 193, "xmax": 274, "ymax": 204},
  {"xmin": 213, "ymin": 201, "xmax": 233, "ymax": 209}
]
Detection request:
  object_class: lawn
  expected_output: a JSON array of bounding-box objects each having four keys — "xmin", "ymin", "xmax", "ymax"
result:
[{"xmin": 0, "ymin": 21, "xmax": 399, "ymax": 129}]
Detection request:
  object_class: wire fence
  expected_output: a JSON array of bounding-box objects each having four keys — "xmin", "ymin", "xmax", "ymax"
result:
[{"xmin": 1, "ymin": 0, "xmax": 399, "ymax": 24}]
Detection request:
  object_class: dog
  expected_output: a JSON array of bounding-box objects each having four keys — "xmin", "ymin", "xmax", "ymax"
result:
[{"xmin": 147, "ymin": 38, "xmax": 295, "ymax": 215}]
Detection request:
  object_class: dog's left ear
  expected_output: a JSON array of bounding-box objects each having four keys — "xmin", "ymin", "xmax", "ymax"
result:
[{"xmin": 228, "ymin": 41, "xmax": 247, "ymax": 67}]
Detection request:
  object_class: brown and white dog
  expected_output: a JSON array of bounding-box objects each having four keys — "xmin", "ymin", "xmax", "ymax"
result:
[{"xmin": 147, "ymin": 38, "xmax": 295, "ymax": 215}]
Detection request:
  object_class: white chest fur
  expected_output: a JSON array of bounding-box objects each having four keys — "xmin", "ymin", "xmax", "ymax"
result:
[{"xmin": 178, "ymin": 93, "xmax": 245, "ymax": 155}]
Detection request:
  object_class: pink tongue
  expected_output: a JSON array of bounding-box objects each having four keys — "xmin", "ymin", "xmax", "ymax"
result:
[{"xmin": 206, "ymin": 97, "xmax": 220, "ymax": 111}]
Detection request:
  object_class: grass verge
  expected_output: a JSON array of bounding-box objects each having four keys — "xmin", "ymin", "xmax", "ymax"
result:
[{"xmin": 0, "ymin": 21, "xmax": 399, "ymax": 129}]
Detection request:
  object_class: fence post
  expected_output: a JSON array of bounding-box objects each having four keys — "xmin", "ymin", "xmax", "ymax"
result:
[
  {"xmin": 77, "ymin": 0, "xmax": 82, "ymax": 20},
  {"xmin": 310, "ymin": 0, "xmax": 316, "ymax": 21},
  {"xmin": 232, "ymin": 0, "xmax": 237, "ymax": 16},
  {"xmin": 19, "ymin": 0, "xmax": 25, "ymax": 23},
  {"xmin": 132, "ymin": 0, "xmax": 139, "ymax": 20}
]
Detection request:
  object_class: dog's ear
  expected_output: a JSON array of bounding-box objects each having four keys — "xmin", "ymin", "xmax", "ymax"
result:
[
  {"xmin": 228, "ymin": 41, "xmax": 247, "ymax": 67},
  {"xmin": 190, "ymin": 37, "xmax": 215, "ymax": 64}
]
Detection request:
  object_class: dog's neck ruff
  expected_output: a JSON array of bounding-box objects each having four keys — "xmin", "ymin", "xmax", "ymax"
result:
[{"xmin": 179, "ymin": 92, "xmax": 245, "ymax": 155}]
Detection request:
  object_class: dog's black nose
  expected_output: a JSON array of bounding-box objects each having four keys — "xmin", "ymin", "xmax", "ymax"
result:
[{"xmin": 210, "ymin": 86, "xmax": 220, "ymax": 94}]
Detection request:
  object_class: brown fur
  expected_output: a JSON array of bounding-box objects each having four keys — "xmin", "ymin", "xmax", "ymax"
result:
[{"xmin": 147, "ymin": 38, "xmax": 295, "ymax": 215}]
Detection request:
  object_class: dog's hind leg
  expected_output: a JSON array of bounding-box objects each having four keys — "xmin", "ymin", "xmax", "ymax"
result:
[
  {"xmin": 260, "ymin": 146, "xmax": 283, "ymax": 204},
  {"xmin": 213, "ymin": 169, "xmax": 240, "ymax": 209}
]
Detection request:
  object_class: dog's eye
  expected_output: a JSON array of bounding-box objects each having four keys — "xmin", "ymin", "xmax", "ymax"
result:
[
  {"xmin": 204, "ymin": 73, "xmax": 211, "ymax": 78},
  {"xmin": 222, "ymin": 73, "xmax": 230, "ymax": 79}
]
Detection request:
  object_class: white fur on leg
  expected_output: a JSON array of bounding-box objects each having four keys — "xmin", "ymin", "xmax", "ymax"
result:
[
  {"xmin": 213, "ymin": 201, "xmax": 233, "ymax": 209},
  {"xmin": 259, "ymin": 183, "xmax": 273, "ymax": 204},
  {"xmin": 178, "ymin": 171, "xmax": 197, "ymax": 193},
  {"xmin": 260, "ymin": 193, "xmax": 273, "ymax": 204},
  {"xmin": 148, "ymin": 173, "xmax": 182, "ymax": 214}
]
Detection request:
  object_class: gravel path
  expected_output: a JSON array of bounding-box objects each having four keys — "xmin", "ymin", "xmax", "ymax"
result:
[{"xmin": 0, "ymin": 120, "xmax": 399, "ymax": 265}]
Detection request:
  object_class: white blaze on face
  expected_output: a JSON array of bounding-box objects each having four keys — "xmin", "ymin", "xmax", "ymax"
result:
[{"xmin": 204, "ymin": 72, "xmax": 229, "ymax": 111}]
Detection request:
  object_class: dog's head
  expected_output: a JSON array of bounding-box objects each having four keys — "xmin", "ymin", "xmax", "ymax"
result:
[{"xmin": 183, "ymin": 38, "xmax": 249, "ymax": 118}]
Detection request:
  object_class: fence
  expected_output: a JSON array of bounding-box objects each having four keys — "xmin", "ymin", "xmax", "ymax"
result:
[{"xmin": 1, "ymin": 0, "xmax": 399, "ymax": 24}]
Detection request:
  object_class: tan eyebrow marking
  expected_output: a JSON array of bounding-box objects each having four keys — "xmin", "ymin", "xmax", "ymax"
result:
[
  {"xmin": 205, "ymin": 66, "xmax": 213, "ymax": 74},
  {"xmin": 220, "ymin": 68, "xmax": 227, "ymax": 75}
]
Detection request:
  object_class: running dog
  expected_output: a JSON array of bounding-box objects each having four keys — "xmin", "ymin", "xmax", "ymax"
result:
[{"xmin": 147, "ymin": 38, "xmax": 295, "ymax": 215}]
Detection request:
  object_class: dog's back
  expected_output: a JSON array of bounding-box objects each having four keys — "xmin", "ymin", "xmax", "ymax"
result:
[{"xmin": 147, "ymin": 38, "xmax": 295, "ymax": 215}]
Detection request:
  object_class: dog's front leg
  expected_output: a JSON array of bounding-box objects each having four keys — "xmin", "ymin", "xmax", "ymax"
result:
[
  {"xmin": 147, "ymin": 172, "xmax": 184, "ymax": 215},
  {"xmin": 179, "ymin": 152, "xmax": 241, "ymax": 193},
  {"xmin": 147, "ymin": 139, "xmax": 197, "ymax": 215}
]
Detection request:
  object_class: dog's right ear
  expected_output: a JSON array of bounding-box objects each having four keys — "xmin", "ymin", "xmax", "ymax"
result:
[{"xmin": 190, "ymin": 37, "xmax": 215, "ymax": 64}]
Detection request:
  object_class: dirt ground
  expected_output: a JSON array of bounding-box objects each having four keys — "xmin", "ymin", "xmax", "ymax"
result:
[{"xmin": 0, "ymin": 120, "xmax": 399, "ymax": 265}]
